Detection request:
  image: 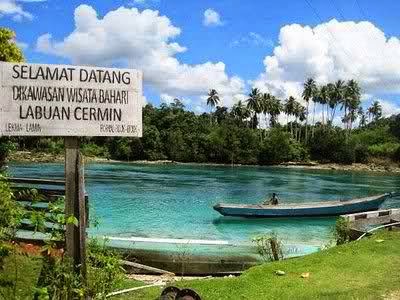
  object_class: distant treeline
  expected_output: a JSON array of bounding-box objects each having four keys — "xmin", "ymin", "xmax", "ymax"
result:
[{"xmin": 1, "ymin": 99, "xmax": 399, "ymax": 166}]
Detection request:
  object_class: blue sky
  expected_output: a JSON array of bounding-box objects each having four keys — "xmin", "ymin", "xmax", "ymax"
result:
[{"xmin": 1, "ymin": 0, "xmax": 400, "ymax": 118}]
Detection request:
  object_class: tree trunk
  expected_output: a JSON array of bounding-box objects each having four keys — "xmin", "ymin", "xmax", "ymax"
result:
[{"xmin": 305, "ymin": 102, "xmax": 309, "ymax": 142}]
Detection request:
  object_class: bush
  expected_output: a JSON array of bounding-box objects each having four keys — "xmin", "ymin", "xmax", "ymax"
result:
[
  {"xmin": 36, "ymin": 138, "xmax": 64, "ymax": 155},
  {"xmin": 252, "ymin": 233, "xmax": 284, "ymax": 261},
  {"xmin": 0, "ymin": 138, "xmax": 15, "ymax": 168},
  {"xmin": 86, "ymin": 239, "xmax": 124, "ymax": 298},
  {"xmin": 392, "ymin": 146, "xmax": 400, "ymax": 162},
  {"xmin": 81, "ymin": 143, "xmax": 109, "ymax": 158},
  {"xmin": 309, "ymin": 128, "xmax": 355, "ymax": 164},
  {"xmin": 333, "ymin": 217, "xmax": 351, "ymax": 245},
  {"xmin": 352, "ymin": 126, "xmax": 396, "ymax": 146},
  {"xmin": 368, "ymin": 142, "xmax": 400, "ymax": 158},
  {"xmin": 354, "ymin": 144, "xmax": 369, "ymax": 163},
  {"xmin": 258, "ymin": 128, "xmax": 305, "ymax": 165}
]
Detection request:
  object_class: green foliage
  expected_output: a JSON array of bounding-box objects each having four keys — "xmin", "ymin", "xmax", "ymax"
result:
[
  {"xmin": 389, "ymin": 114, "xmax": 400, "ymax": 140},
  {"xmin": 353, "ymin": 144, "xmax": 369, "ymax": 163},
  {"xmin": 7, "ymin": 104, "xmax": 400, "ymax": 166},
  {"xmin": 0, "ymin": 28, "xmax": 24, "ymax": 62},
  {"xmin": 81, "ymin": 143, "xmax": 109, "ymax": 158},
  {"xmin": 86, "ymin": 239, "xmax": 124, "ymax": 299},
  {"xmin": 259, "ymin": 129, "xmax": 302, "ymax": 164},
  {"xmin": 333, "ymin": 217, "xmax": 351, "ymax": 245},
  {"xmin": 0, "ymin": 138, "xmax": 16, "ymax": 168},
  {"xmin": 36, "ymin": 256, "xmax": 84, "ymax": 300},
  {"xmin": 309, "ymin": 127, "xmax": 355, "ymax": 164},
  {"xmin": 352, "ymin": 126, "xmax": 396, "ymax": 147},
  {"xmin": 108, "ymin": 138, "xmax": 133, "ymax": 161},
  {"xmin": 0, "ymin": 174, "xmax": 23, "ymax": 244},
  {"xmin": 252, "ymin": 233, "xmax": 284, "ymax": 261},
  {"xmin": 36, "ymin": 138, "xmax": 64, "ymax": 155},
  {"xmin": 368, "ymin": 142, "xmax": 400, "ymax": 158},
  {"xmin": 393, "ymin": 146, "xmax": 400, "ymax": 162}
]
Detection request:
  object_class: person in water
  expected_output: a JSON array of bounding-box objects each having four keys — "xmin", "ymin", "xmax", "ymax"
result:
[{"xmin": 264, "ymin": 193, "xmax": 279, "ymax": 205}]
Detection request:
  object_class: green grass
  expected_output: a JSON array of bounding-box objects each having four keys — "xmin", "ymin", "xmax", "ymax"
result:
[
  {"xmin": 0, "ymin": 253, "xmax": 145, "ymax": 299},
  {"xmin": 0, "ymin": 254, "xmax": 42, "ymax": 299},
  {"xmin": 121, "ymin": 231, "xmax": 400, "ymax": 300},
  {"xmin": 1, "ymin": 231, "xmax": 399, "ymax": 299}
]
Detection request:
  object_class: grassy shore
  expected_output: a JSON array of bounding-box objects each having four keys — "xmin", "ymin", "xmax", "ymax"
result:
[
  {"xmin": 7, "ymin": 150, "xmax": 400, "ymax": 174},
  {"xmin": 1, "ymin": 231, "xmax": 399, "ymax": 299},
  {"xmin": 119, "ymin": 230, "xmax": 400, "ymax": 299}
]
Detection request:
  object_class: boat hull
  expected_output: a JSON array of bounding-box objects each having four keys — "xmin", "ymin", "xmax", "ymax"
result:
[{"xmin": 213, "ymin": 195, "xmax": 388, "ymax": 218}]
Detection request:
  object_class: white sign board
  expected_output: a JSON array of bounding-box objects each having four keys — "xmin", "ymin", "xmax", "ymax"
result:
[{"xmin": 0, "ymin": 62, "xmax": 142, "ymax": 137}]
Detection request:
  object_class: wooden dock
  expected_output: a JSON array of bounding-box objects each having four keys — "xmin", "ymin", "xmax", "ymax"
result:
[{"xmin": 341, "ymin": 208, "xmax": 400, "ymax": 240}]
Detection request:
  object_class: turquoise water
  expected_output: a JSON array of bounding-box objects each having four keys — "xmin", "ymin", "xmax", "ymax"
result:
[{"xmin": 9, "ymin": 162, "xmax": 400, "ymax": 256}]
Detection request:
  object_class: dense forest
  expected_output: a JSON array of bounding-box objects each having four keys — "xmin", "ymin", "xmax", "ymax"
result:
[
  {"xmin": 1, "ymin": 97, "xmax": 399, "ymax": 167},
  {"xmin": 0, "ymin": 27, "xmax": 400, "ymax": 167}
]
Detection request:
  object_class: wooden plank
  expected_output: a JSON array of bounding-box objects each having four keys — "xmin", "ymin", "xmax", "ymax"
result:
[
  {"xmin": 65, "ymin": 137, "xmax": 87, "ymax": 282},
  {"xmin": 6, "ymin": 178, "xmax": 65, "ymax": 186},
  {"xmin": 121, "ymin": 260, "xmax": 175, "ymax": 276},
  {"xmin": 19, "ymin": 222, "xmax": 64, "ymax": 234},
  {"xmin": 12, "ymin": 187, "xmax": 65, "ymax": 200}
]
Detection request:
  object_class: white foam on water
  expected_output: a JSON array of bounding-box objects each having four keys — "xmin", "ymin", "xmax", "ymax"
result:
[{"xmin": 105, "ymin": 236, "xmax": 233, "ymax": 246}]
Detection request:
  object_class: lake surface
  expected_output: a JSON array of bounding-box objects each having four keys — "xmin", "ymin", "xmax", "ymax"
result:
[{"xmin": 9, "ymin": 162, "xmax": 400, "ymax": 256}]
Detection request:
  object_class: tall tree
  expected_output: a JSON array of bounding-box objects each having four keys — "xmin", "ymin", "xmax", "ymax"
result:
[
  {"xmin": 329, "ymin": 80, "xmax": 345, "ymax": 124},
  {"xmin": 268, "ymin": 96, "xmax": 282, "ymax": 128},
  {"xmin": 318, "ymin": 85, "xmax": 329, "ymax": 125},
  {"xmin": 207, "ymin": 89, "xmax": 220, "ymax": 124},
  {"xmin": 342, "ymin": 80, "xmax": 361, "ymax": 130},
  {"xmin": 247, "ymin": 88, "xmax": 261, "ymax": 129},
  {"xmin": 284, "ymin": 96, "xmax": 296, "ymax": 136},
  {"xmin": 231, "ymin": 100, "xmax": 250, "ymax": 125},
  {"xmin": 260, "ymin": 93, "xmax": 271, "ymax": 128},
  {"xmin": 302, "ymin": 78, "xmax": 317, "ymax": 142},
  {"xmin": 293, "ymin": 101, "xmax": 306, "ymax": 142},
  {"xmin": 358, "ymin": 107, "xmax": 367, "ymax": 128},
  {"xmin": 368, "ymin": 101, "xmax": 382, "ymax": 122}
]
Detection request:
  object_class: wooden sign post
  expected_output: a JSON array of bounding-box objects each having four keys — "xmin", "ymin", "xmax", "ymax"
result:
[
  {"xmin": 0, "ymin": 62, "xmax": 143, "ymax": 285},
  {"xmin": 65, "ymin": 137, "xmax": 87, "ymax": 279}
]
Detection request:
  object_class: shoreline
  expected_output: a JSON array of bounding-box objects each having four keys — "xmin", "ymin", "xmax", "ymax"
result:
[{"xmin": 7, "ymin": 151, "xmax": 400, "ymax": 174}]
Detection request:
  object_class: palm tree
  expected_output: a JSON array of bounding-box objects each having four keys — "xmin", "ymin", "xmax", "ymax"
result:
[
  {"xmin": 232, "ymin": 100, "xmax": 250, "ymax": 125},
  {"xmin": 329, "ymin": 80, "xmax": 345, "ymax": 124},
  {"xmin": 268, "ymin": 96, "xmax": 282, "ymax": 127},
  {"xmin": 284, "ymin": 96, "xmax": 296, "ymax": 136},
  {"xmin": 342, "ymin": 80, "xmax": 361, "ymax": 130},
  {"xmin": 368, "ymin": 101, "xmax": 382, "ymax": 122},
  {"xmin": 247, "ymin": 88, "xmax": 261, "ymax": 129},
  {"xmin": 260, "ymin": 93, "xmax": 272, "ymax": 128},
  {"xmin": 302, "ymin": 78, "xmax": 317, "ymax": 142},
  {"xmin": 293, "ymin": 101, "xmax": 306, "ymax": 142},
  {"xmin": 318, "ymin": 85, "xmax": 329, "ymax": 125},
  {"xmin": 358, "ymin": 107, "xmax": 367, "ymax": 128},
  {"xmin": 207, "ymin": 89, "xmax": 220, "ymax": 124}
]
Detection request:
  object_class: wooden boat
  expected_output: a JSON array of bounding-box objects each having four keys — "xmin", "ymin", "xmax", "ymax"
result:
[{"xmin": 213, "ymin": 194, "xmax": 391, "ymax": 218}]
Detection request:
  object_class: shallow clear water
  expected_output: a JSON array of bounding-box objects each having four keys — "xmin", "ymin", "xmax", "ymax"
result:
[{"xmin": 9, "ymin": 162, "xmax": 400, "ymax": 256}]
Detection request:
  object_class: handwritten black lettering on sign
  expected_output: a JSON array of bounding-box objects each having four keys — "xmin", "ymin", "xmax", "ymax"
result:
[{"xmin": 0, "ymin": 62, "xmax": 143, "ymax": 137}]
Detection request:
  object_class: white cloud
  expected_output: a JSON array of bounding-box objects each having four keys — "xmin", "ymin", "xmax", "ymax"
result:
[
  {"xmin": 203, "ymin": 8, "xmax": 223, "ymax": 27},
  {"xmin": 231, "ymin": 32, "xmax": 273, "ymax": 48},
  {"xmin": 378, "ymin": 99, "xmax": 400, "ymax": 117},
  {"xmin": 128, "ymin": 0, "xmax": 159, "ymax": 7},
  {"xmin": 36, "ymin": 5, "xmax": 243, "ymax": 107},
  {"xmin": 0, "ymin": 0, "xmax": 33, "ymax": 20},
  {"xmin": 253, "ymin": 19, "xmax": 400, "ymax": 100}
]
